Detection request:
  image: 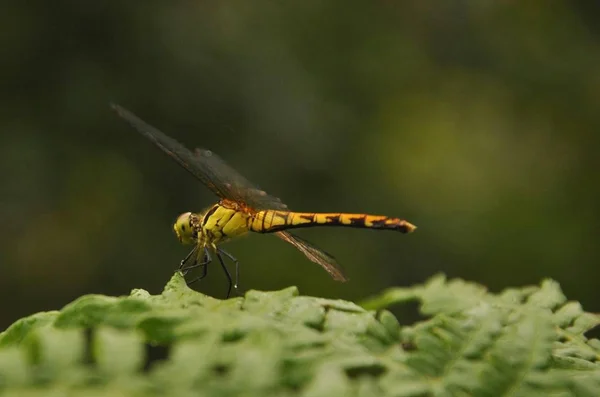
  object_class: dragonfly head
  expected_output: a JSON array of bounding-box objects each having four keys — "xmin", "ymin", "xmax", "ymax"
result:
[{"xmin": 173, "ymin": 212, "xmax": 199, "ymax": 245}]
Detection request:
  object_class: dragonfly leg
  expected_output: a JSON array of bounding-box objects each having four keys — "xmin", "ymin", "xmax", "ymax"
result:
[
  {"xmin": 178, "ymin": 245, "xmax": 198, "ymax": 273},
  {"xmin": 218, "ymin": 248, "xmax": 241, "ymax": 296},
  {"xmin": 215, "ymin": 249, "xmax": 234, "ymax": 298},
  {"xmin": 183, "ymin": 247, "xmax": 211, "ymax": 285},
  {"xmin": 186, "ymin": 263, "xmax": 208, "ymax": 286},
  {"xmin": 181, "ymin": 247, "xmax": 211, "ymax": 272}
]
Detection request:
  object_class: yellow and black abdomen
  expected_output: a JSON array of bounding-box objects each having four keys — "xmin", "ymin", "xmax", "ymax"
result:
[{"xmin": 249, "ymin": 210, "xmax": 416, "ymax": 234}]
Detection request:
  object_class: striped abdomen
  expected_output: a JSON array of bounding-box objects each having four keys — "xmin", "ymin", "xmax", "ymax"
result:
[{"xmin": 249, "ymin": 210, "xmax": 416, "ymax": 234}]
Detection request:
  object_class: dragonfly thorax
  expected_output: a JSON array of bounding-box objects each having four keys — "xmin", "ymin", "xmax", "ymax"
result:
[
  {"xmin": 173, "ymin": 202, "xmax": 253, "ymax": 248},
  {"xmin": 173, "ymin": 212, "xmax": 201, "ymax": 245}
]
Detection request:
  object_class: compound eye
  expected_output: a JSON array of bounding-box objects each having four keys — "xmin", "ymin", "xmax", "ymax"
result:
[{"xmin": 173, "ymin": 212, "xmax": 194, "ymax": 244}]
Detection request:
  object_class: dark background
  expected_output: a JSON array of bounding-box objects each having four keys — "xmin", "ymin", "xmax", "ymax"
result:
[{"xmin": 2, "ymin": 2, "xmax": 599, "ymax": 330}]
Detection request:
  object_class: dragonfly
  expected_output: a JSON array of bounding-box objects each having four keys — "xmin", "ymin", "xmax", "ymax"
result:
[{"xmin": 111, "ymin": 104, "xmax": 416, "ymax": 298}]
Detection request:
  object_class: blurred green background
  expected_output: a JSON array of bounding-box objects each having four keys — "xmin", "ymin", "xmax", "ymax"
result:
[{"xmin": 1, "ymin": 2, "xmax": 599, "ymax": 330}]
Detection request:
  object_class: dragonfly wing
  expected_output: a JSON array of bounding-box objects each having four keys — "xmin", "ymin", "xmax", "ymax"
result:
[
  {"xmin": 111, "ymin": 104, "xmax": 288, "ymax": 210},
  {"xmin": 192, "ymin": 148, "xmax": 288, "ymax": 210},
  {"xmin": 275, "ymin": 231, "xmax": 348, "ymax": 282}
]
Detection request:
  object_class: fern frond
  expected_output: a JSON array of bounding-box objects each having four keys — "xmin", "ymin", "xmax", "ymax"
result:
[{"xmin": 0, "ymin": 272, "xmax": 598, "ymax": 396}]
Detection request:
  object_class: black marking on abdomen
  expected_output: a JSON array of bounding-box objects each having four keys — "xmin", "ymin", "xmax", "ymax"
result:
[
  {"xmin": 261, "ymin": 210, "xmax": 267, "ymax": 231},
  {"xmin": 325, "ymin": 214, "xmax": 341, "ymax": 223},
  {"xmin": 349, "ymin": 217, "xmax": 366, "ymax": 227},
  {"xmin": 369, "ymin": 218, "xmax": 389, "ymax": 228},
  {"xmin": 299, "ymin": 213, "xmax": 316, "ymax": 222},
  {"xmin": 282, "ymin": 211, "xmax": 291, "ymax": 225}
]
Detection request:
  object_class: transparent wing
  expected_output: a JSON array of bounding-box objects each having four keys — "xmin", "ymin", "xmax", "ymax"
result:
[
  {"xmin": 111, "ymin": 104, "xmax": 288, "ymax": 211},
  {"xmin": 275, "ymin": 231, "xmax": 348, "ymax": 282}
]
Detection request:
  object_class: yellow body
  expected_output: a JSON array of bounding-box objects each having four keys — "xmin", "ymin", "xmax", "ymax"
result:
[{"xmin": 174, "ymin": 199, "xmax": 417, "ymax": 249}]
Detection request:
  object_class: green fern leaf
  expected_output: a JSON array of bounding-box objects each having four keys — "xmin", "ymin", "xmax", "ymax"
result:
[{"xmin": 0, "ymin": 272, "xmax": 598, "ymax": 396}]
